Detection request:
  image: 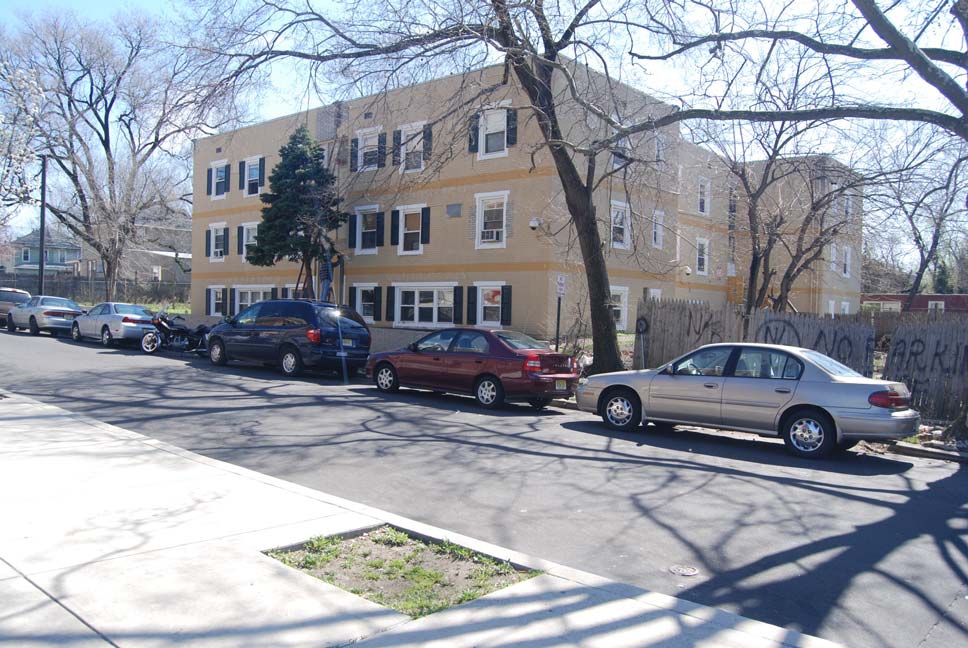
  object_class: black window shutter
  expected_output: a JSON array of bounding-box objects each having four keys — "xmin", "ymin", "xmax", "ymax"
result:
[
  {"xmin": 375, "ymin": 212, "xmax": 385, "ymax": 247},
  {"xmin": 390, "ymin": 210, "xmax": 400, "ymax": 246},
  {"xmin": 258, "ymin": 157, "xmax": 265, "ymax": 186},
  {"xmin": 221, "ymin": 287, "xmax": 228, "ymax": 315},
  {"xmin": 423, "ymin": 124, "xmax": 433, "ymax": 161},
  {"xmin": 373, "ymin": 287, "xmax": 382, "ymax": 321},
  {"xmin": 386, "ymin": 286, "xmax": 395, "ymax": 321},
  {"xmin": 229, "ymin": 288, "xmax": 236, "ymax": 316},
  {"xmin": 392, "ymin": 130, "xmax": 402, "ymax": 166},
  {"xmin": 205, "ymin": 230, "xmax": 211, "ymax": 257},
  {"xmin": 206, "ymin": 168, "xmax": 212, "ymax": 196},
  {"xmin": 466, "ymin": 286, "xmax": 477, "ymax": 325},
  {"xmin": 270, "ymin": 287, "xmax": 278, "ymax": 300},
  {"xmin": 348, "ymin": 214, "xmax": 357, "ymax": 248},
  {"xmin": 205, "ymin": 288, "xmax": 212, "ymax": 316},
  {"xmin": 348, "ymin": 287, "xmax": 357, "ymax": 310},
  {"xmin": 468, "ymin": 113, "xmax": 480, "ymax": 153},
  {"xmin": 506, "ymin": 108, "xmax": 518, "ymax": 146},
  {"xmin": 223, "ymin": 227, "xmax": 230, "ymax": 256},
  {"xmin": 500, "ymin": 285, "xmax": 512, "ymax": 325},
  {"xmin": 420, "ymin": 207, "xmax": 431, "ymax": 245},
  {"xmin": 282, "ymin": 287, "xmax": 290, "ymax": 299},
  {"xmin": 350, "ymin": 138, "xmax": 359, "ymax": 172},
  {"xmin": 377, "ymin": 132, "xmax": 387, "ymax": 168},
  {"xmin": 223, "ymin": 164, "xmax": 231, "ymax": 193},
  {"xmin": 237, "ymin": 225, "xmax": 244, "ymax": 255},
  {"xmin": 238, "ymin": 161, "xmax": 245, "ymax": 190},
  {"xmin": 453, "ymin": 286, "xmax": 464, "ymax": 324}
]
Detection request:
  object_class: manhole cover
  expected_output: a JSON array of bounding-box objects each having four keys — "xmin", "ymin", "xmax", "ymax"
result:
[{"xmin": 669, "ymin": 564, "xmax": 700, "ymax": 577}]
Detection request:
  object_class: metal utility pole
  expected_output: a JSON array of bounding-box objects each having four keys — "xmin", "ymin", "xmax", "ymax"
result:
[{"xmin": 37, "ymin": 155, "xmax": 48, "ymax": 295}]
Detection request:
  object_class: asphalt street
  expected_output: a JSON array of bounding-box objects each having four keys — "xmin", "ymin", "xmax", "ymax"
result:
[{"xmin": 1, "ymin": 330, "xmax": 966, "ymax": 648}]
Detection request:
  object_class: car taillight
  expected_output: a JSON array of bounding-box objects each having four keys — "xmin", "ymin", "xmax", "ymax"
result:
[
  {"xmin": 122, "ymin": 316, "xmax": 147, "ymax": 324},
  {"xmin": 523, "ymin": 354, "xmax": 543, "ymax": 374},
  {"xmin": 43, "ymin": 311, "xmax": 65, "ymax": 317},
  {"xmin": 869, "ymin": 390, "xmax": 909, "ymax": 408},
  {"xmin": 306, "ymin": 328, "xmax": 321, "ymax": 344},
  {"xmin": 152, "ymin": 318, "xmax": 160, "ymax": 325}
]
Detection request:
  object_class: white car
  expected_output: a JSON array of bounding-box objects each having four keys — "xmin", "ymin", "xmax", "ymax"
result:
[
  {"xmin": 71, "ymin": 302, "xmax": 156, "ymax": 347},
  {"xmin": 6, "ymin": 295, "xmax": 84, "ymax": 337}
]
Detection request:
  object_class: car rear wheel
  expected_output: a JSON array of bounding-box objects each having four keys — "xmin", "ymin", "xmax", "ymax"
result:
[
  {"xmin": 71, "ymin": 323, "xmax": 82, "ymax": 342},
  {"xmin": 209, "ymin": 339, "xmax": 227, "ymax": 366},
  {"xmin": 474, "ymin": 375, "xmax": 505, "ymax": 409},
  {"xmin": 279, "ymin": 346, "xmax": 303, "ymax": 377},
  {"xmin": 782, "ymin": 408, "xmax": 837, "ymax": 459},
  {"xmin": 528, "ymin": 398, "xmax": 551, "ymax": 410},
  {"xmin": 28, "ymin": 317, "xmax": 39, "ymax": 335},
  {"xmin": 374, "ymin": 363, "xmax": 399, "ymax": 393},
  {"xmin": 7, "ymin": 316, "xmax": 16, "ymax": 333},
  {"xmin": 600, "ymin": 388, "xmax": 641, "ymax": 432},
  {"xmin": 100, "ymin": 326, "xmax": 113, "ymax": 347},
  {"xmin": 141, "ymin": 331, "xmax": 161, "ymax": 354}
]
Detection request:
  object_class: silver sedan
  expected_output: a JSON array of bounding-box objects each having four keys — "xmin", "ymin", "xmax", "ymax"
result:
[
  {"xmin": 71, "ymin": 302, "xmax": 156, "ymax": 347},
  {"xmin": 5, "ymin": 295, "xmax": 84, "ymax": 337},
  {"xmin": 575, "ymin": 342, "xmax": 920, "ymax": 459}
]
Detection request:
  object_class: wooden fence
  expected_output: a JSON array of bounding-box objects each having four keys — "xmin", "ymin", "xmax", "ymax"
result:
[
  {"xmin": 748, "ymin": 310, "xmax": 875, "ymax": 377},
  {"xmin": 883, "ymin": 320, "xmax": 968, "ymax": 421}
]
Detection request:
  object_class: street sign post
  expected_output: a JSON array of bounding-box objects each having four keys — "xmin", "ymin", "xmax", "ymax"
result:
[{"xmin": 555, "ymin": 275, "xmax": 566, "ymax": 351}]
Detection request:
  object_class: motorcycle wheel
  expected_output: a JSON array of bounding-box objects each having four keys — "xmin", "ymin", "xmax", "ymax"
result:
[{"xmin": 141, "ymin": 332, "xmax": 161, "ymax": 354}]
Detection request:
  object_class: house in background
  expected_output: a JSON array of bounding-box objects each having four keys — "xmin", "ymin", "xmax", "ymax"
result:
[
  {"xmin": 73, "ymin": 220, "xmax": 192, "ymax": 283},
  {"xmin": 862, "ymin": 293, "xmax": 968, "ymax": 313},
  {"xmin": 4, "ymin": 229, "xmax": 82, "ymax": 276}
]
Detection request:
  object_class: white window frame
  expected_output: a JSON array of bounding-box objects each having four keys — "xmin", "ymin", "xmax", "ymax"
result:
[
  {"xmin": 841, "ymin": 301, "xmax": 850, "ymax": 315},
  {"xmin": 651, "ymin": 209, "xmax": 664, "ymax": 249},
  {"xmin": 475, "ymin": 190, "xmax": 509, "ymax": 250},
  {"xmin": 654, "ymin": 134, "xmax": 666, "ymax": 164},
  {"xmin": 647, "ymin": 288, "xmax": 662, "ymax": 302},
  {"xmin": 356, "ymin": 126, "xmax": 383, "ymax": 172},
  {"xmin": 698, "ymin": 177, "xmax": 710, "ymax": 215},
  {"xmin": 610, "ymin": 200, "xmax": 631, "ymax": 250},
  {"xmin": 243, "ymin": 156, "xmax": 262, "ymax": 197},
  {"xmin": 927, "ymin": 300, "xmax": 945, "ymax": 312},
  {"xmin": 21, "ymin": 248, "xmax": 29, "ymax": 262},
  {"xmin": 696, "ymin": 237, "xmax": 709, "ymax": 276},
  {"xmin": 478, "ymin": 102, "xmax": 511, "ymax": 160},
  {"xmin": 674, "ymin": 227, "xmax": 681, "ymax": 262},
  {"xmin": 234, "ymin": 284, "xmax": 274, "ymax": 314},
  {"xmin": 392, "ymin": 281, "xmax": 459, "ymax": 329},
  {"xmin": 395, "ymin": 203, "xmax": 426, "ymax": 256},
  {"xmin": 843, "ymin": 246, "xmax": 852, "ymax": 278},
  {"xmin": 209, "ymin": 285, "xmax": 226, "ymax": 317},
  {"xmin": 844, "ymin": 193, "xmax": 853, "ymax": 223},
  {"xmin": 151, "ymin": 265, "xmax": 163, "ymax": 281},
  {"xmin": 398, "ymin": 121, "xmax": 426, "ymax": 173},
  {"xmin": 354, "ymin": 205, "xmax": 380, "ymax": 256},
  {"xmin": 240, "ymin": 221, "xmax": 259, "ymax": 262},
  {"xmin": 210, "ymin": 159, "xmax": 228, "ymax": 200},
  {"xmin": 475, "ymin": 280, "xmax": 506, "ymax": 328},
  {"xmin": 829, "ymin": 243, "xmax": 838, "ymax": 271},
  {"xmin": 612, "ymin": 115, "xmax": 630, "ymax": 170},
  {"xmin": 828, "ymin": 300, "xmax": 836, "ymax": 317},
  {"xmin": 283, "ymin": 283, "xmax": 297, "ymax": 300},
  {"xmin": 609, "ymin": 286, "xmax": 629, "ymax": 332},
  {"xmin": 208, "ymin": 221, "xmax": 227, "ymax": 263},
  {"xmin": 353, "ymin": 282, "xmax": 378, "ymax": 323}
]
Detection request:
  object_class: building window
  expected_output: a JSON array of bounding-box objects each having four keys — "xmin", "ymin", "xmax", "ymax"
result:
[
  {"xmin": 654, "ymin": 134, "xmax": 666, "ymax": 164},
  {"xmin": 210, "ymin": 286, "xmax": 225, "ymax": 317},
  {"xmin": 728, "ymin": 189, "xmax": 737, "ymax": 230},
  {"xmin": 843, "ymin": 246, "xmax": 851, "ymax": 277},
  {"xmin": 475, "ymin": 191, "xmax": 508, "ymax": 249},
  {"xmin": 152, "ymin": 265, "xmax": 162, "ymax": 281},
  {"xmin": 844, "ymin": 193, "xmax": 853, "ymax": 223},
  {"xmin": 478, "ymin": 285, "xmax": 503, "ymax": 326},
  {"xmin": 21, "ymin": 248, "xmax": 29, "ymax": 262},
  {"xmin": 214, "ymin": 164, "xmax": 228, "ymax": 196},
  {"xmin": 358, "ymin": 128, "xmax": 381, "ymax": 171},
  {"xmin": 236, "ymin": 287, "xmax": 273, "ymax": 312},
  {"xmin": 609, "ymin": 287, "xmax": 629, "ymax": 332},
  {"xmin": 358, "ymin": 287, "xmax": 376, "ymax": 321},
  {"xmin": 245, "ymin": 158, "xmax": 261, "ymax": 196},
  {"xmin": 480, "ymin": 108, "xmax": 507, "ymax": 158},
  {"xmin": 397, "ymin": 287, "xmax": 454, "ymax": 326},
  {"xmin": 829, "ymin": 243, "xmax": 838, "ymax": 271},
  {"xmin": 611, "ymin": 201, "xmax": 630, "ymax": 250},
  {"xmin": 360, "ymin": 211, "xmax": 379, "ymax": 251},
  {"xmin": 398, "ymin": 206, "xmax": 423, "ymax": 254},
  {"xmin": 698, "ymin": 177, "xmax": 710, "ymax": 215},
  {"xmin": 58, "ymin": 249, "xmax": 66, "ymax": 263},
  {"xmin": 400, "ymin": 124, "xmax": 424, "ymax": 172},
  {"xmin": 210, "ymin": 227, "xmax": 226, "ymax": 259},
  {"xmin": 242, "ymin": 223, "xmax": 258, "ymax": 259},
  {"xmin": 928, "ymin": 300, "xmax": 945, "ymax": 312},
  {"xmin": 696, "ymin": 238, "xmax": 709, "ymax": 276},
  {"xmin": 828, "ymin": 300, "xmax": 836, "ymax": 317},
  {"xmin": 647, "ymin": 288, "xmax": 662, "ymax": 302},
  {"xmin": 651, "ymin": 209, "xmax": 664, "ymax": 249},
  {"xmin": 727, "ymin": 234, "xmax": 737, "ymax": 276},
  {"xmin": 841, "ymin": 301, "xmax": 850, "ymax": 315},
  {"xmin": 674, "ymin": 227, "xmax": 681, "ymax": 262}
]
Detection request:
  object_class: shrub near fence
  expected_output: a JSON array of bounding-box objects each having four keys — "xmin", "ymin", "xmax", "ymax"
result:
[
  {"xmin": 0, "ymin": 273, "xmax": 190, "ymax": 306},
  {"xmin": 883, "ymin": 320, "xmax": 968, "ymax": 421}
]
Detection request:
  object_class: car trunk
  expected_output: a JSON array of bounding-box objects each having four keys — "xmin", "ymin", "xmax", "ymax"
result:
[{"xmin": 521, "ymin": 350, "xmax": 574, "ymax": 374}]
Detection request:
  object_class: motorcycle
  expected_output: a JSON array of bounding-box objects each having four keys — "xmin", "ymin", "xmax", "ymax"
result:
[{"xmin": 140, "ymin": 308, "xmax": 209, "ymax": 355}]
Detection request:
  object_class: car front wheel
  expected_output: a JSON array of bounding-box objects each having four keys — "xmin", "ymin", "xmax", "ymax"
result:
[
  {"xmin": 71, "ymin": 323, "xmax": 82, "ymax": 342},
  {"xmin": 474, "ymin": 375, "xmax": 505, "ymax": 409},
  {"xmin": 209, "ymin": 339, "xmax": 227, "ymax": 366},
  {"xmin": 600, "ymin": 388, "xmax": 642, "ymax": 432},
  {"xmin": 374, "ymin": 363, "xmax": 399, "ymax": 393},
  {"xmin": 100, "ymin": 326, "xmax": 113, "ymax": 347},
  {"xmin": 141, "ymin": 331, "xmax": 161, "ymax": 354},
  {"xmin": 782, "ymin": 409, "xmax": 837, "ymax": 459},
  {"xmin": 279, "ymin": 346, "xmax": 303, "ymax": 377},
  {"xmin": 6, "ymin": 316, "xmax": 16, "ymax": 333},
  {"xmin": 28, "ymin": 317, "xmax": 39, "ymax": 335}
]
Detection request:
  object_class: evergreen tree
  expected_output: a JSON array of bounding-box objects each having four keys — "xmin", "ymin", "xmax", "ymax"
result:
[
  {"xmin": 247, "ymin": 126, "xmax": 346, "ymax": 298},
  {"xmin": 932, "ymin": 259, "xmax": 953, "ymax": 294}
]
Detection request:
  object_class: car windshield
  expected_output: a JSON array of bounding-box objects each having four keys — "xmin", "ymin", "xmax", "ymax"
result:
[
  {"xmin": 114, "ymin": 304, "xmax": 153, "ymax": 316},
  {"xmin": 0, "ymin": 290, "xmax": 29, "ymax": 304},
  {"xmin": 316, "ymin": 307, "xmax": 367, "ymax": 330},
  {"xmin": 801, "ymin": 350, "xmax": 863, "ymax": 377},
  {"xmin": 494, "ymin": 330, "xmax": 550, "ymax": 350},
  {"xmin": 40, "ymin": 297, "xmax": 81, "ymax": 310}
]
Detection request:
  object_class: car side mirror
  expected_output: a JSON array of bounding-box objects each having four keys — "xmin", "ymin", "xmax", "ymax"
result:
[
  {"xmin": 81, "ymin": 310, "xmax": 88, "ymax": 315},
  {"xmin": 224, "ymin": 316, "xmax": 236, "ymax": 326},
  {"xmin": 407, "ymin": 342, "xmax": 419, "ymax": 352}
]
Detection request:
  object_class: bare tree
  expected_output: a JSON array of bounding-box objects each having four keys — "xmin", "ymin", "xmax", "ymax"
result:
[
  {"xmin": 0, "ymin": 61, "xmax": 41, "ymax": 222},
  {"xmin": 0, "ymin": 12, "xmax": 243, "ymax": 299}
]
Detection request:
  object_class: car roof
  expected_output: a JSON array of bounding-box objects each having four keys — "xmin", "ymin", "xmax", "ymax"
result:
[
  {"xmin": 696, "ymin": 342, "xmax": 813, "ymax": 354},
  {"xmin": 0, "ymin": 287, "xmax": 29, "ymax": 294}
]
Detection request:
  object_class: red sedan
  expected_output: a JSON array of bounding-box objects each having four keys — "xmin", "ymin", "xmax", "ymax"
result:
[{"xmin": 365, "ymin": 327, "xmax": 579, "ymax": 409}]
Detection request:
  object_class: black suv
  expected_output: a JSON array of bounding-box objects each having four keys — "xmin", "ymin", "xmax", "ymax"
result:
[{"xmin": 207, "ymin": 299, "xmax": 371, "ymax": 377}]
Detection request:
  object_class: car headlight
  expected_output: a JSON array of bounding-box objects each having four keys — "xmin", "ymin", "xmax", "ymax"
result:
[{"xmin": 578, "ymin": 377, "xmax": 588, "ymax": 385}]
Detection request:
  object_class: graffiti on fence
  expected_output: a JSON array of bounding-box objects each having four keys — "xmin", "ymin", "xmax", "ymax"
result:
[
  {"xmin": 883, "ymin": 321, "xmax": 968, "ymax": 420},
  {"xmin": 751, "ymin": 313, "xmax": 874, "ymax": 376}
]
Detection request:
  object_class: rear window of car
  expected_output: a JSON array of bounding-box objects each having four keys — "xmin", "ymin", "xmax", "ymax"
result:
[
  {"xmin": 494, "ymin": 330, "xmax": 550, "ymax": 350},
  {"xmin": 40, "ymin": 297, "xmax": 82, "ymax": 310},
  {"xmin": 0, "ymin": 290, "xmax": 29, "ymax": 304},
  {"xmin": 316, "ymin": 306, "xmax": 368, "ymax": 330},
  {"xmin": 801, "ymin": 350, "xmax": 862, "ymax": 377},
  {"xmin": 114, "ymin": 304, "xmax": 153, "ymax": 316}
]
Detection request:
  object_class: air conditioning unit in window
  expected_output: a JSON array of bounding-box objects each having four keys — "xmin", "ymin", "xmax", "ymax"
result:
[
  {"xmin": 212, "ymin": 250, "xmax": 224, "ymax": 258},
  {"xmin": 480, "ymin": 229, "xmax": 503, "ymax": 243}
]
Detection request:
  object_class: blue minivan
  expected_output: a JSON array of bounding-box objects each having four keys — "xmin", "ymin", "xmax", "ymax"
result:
[{"xmin": 207, "ymin": 299, "xmax": 371, "ymax": 377}]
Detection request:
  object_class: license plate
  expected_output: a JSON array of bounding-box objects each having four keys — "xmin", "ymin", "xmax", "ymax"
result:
[
  {"xmin": 336, "ymin": 351, "xmax": 348, "ymax": 357},
  {"xmin": 62, "ymin": 314, "xmax": 73, "ymax": 320},
  {"xmin": 341, "ymin": 338, "xmax": 353, "ymax": 347},
  {"xmin": 555, "ymin": 379, "xmax": 567, "ymax": 391}
]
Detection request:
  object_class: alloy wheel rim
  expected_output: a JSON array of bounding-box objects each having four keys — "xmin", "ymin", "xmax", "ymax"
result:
[
  {"xmin": 377, "ymin": 368, "xmax": 393, "ymax": 389},
  {"xmin": 283, "ymin": 353, "xmax": 296, "ymax": 373},
  {"xmin": 478, "ymin": 380, "xmax": 496, "ymax": 404},
  {"xmin": 102, "ymin": 330, "xmax": 110, "ymax": 344},
  {"xmin": 143, "ymin": 334, "xmax": 158, "ymax": 352},
  {"xmin": 790, "ymin": 418, "xmax": 824, "ymax": 452},
  {"xmin": 72, "ymin": 325, "xmax": 80, "ymax": 340},
  {"xmin": 606, "ymin": 397, "xmax": 633, "ymax": 426},
  {"xmin": 211, "ymin": 344, "xmax": 222, "ymax": 361}
]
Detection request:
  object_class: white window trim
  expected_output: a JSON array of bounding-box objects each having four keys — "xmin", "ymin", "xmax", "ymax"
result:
[
  {"xmin": 397, "ymin": 121, "xmax": 426, "ymax": 174},
  {"xmin": 21, "ymin": 248, "xmax": 29, "ymax": 262},
  {"xmin": 475, "ymin": 190, "xmax": 509, "ymax": 250},
  {"xmin": 395, "ymin": 203, "xmax": 426, "ymax": 256},
  {"xmin": 392, "ymin": 284, "xmax": 459, "ymax": 329},
  {"xmin": 475, "ymin": 281, "xmax": 506, "ymax": 329},
  {"xmin": 234, "ymin": 284, "xmax": 275, "ymax": 314},
  {"xmin": 354, "ymin": 204, "xmax": 380, "ymax": 256},
  {"xmin": 609, "ymin": 286, "xmax": 629, "ymax": 332},
  {"xmin": 841, "ymin": 301, "xmax": 850, "ymax": 315},
  {"xmin": 927, "ymin": 300, "xmax": 945, "ymax": 311},
  {"xmin": 696, "ymin": 237, "xmax": 710, "ymax": 276},
  {"xmin": 283, "ymin": 283, "xmax": 297, "ymax": 300},
  {"xmin": 843, "ymin": 246, "xmax": 852, "ymax": 278},
  {"xmin": 674, "ymin": 227, "xmax": 681, "ymax": 262},
  {"xmin": 698, "ymin": 176, "xmax": 711, "ymax": 215},
  {"xmin": 477, "ymin": 100, "xmax": 511, "ymax": 161},
  {"xmin": 651, "ymin": 209, "xmax": 665, "ymax": 249},
  {"xmin": 391, "ymin": 281, "xmax": 459, "ymax": 288},
  {"xmin": 240, "ymin": 221, "xmax": 259, "ymax": 263},
  {"xmin": 828, "ymin": 300, "xmax": 836, "ymax": 317},
  {"xmin": 208, "ymin": 285, "xmax": 226, "ymax": 317},
  {"xmin": 208, "ymin": 221, "xmax": 227, "ymax": 263},
  {"xmin": 209, "ymin": 159, "xmax": 228, "ymax": 200},
  {"xmin": 355, "ymin": 126, "xmax": 383, "ymax": 172},
  {"xmin": 829, "ymin": 243, "xmax": 838, "ymax": 271},
  {"xmin": 243, "ymin": 156, "xmax": 262, "ymax": 197},
  {"xmin": 610, "ymin": 200, "xmax": 631, "ymax": 250},
  {"xmin": 647, "ymin": 288, "xmax": 662, "ymax": 302},
  {"xmin": 654, "ymin": 134, "xmax": 666, "ymax": 165},
  {"xmin": 352, "ymin": 282, "xmax": 378, "ymax": 324}
]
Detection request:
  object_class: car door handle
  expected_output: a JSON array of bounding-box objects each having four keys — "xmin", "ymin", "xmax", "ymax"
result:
[
  {"xmin": 775, "ymin": 387, "xmax": 792, "ymax": 394},
  {"xmin": 474, "ymin": 360, "xmax": 483, "ymax": 364},
  {"xmin": 703, "ymin": 383, "xmax": 718, "ymax": 389}
]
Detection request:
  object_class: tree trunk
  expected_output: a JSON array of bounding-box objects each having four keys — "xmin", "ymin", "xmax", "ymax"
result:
[
  {"xmin": 103, "ymin": 257, "xmax": 119, "ymax": 301},
  {"xmin": 944, "ymin": 397, "xmax": 968, "ymax": 441}
]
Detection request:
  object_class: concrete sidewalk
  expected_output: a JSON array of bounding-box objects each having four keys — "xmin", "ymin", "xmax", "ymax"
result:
[{"xmin": 0, "ymin": 389, "xmax": 840, "ymax": 647}]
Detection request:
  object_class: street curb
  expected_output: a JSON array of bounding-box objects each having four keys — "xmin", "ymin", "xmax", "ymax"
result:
[{"xmin": 890, "ymin": 441, "xmax": 968, "ymax": 463}]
